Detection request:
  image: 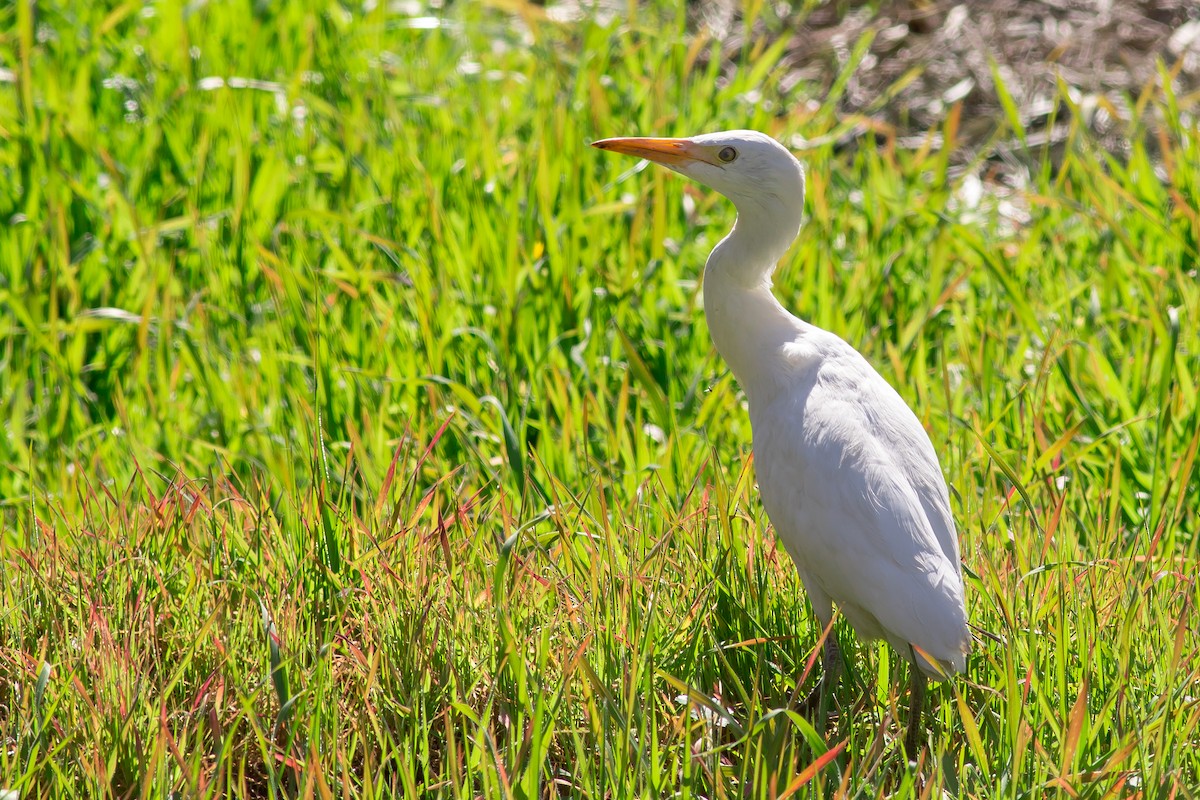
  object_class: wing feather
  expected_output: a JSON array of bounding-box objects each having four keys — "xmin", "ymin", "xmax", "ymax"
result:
[{"xmin": 752, "ymin": 333, "xmax": 969, "ymax": 676}]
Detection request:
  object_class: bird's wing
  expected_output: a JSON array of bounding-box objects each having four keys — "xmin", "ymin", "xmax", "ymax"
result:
[{"xmin": 752, "ymin": 345, "xmax": 969, "ymax": 673}]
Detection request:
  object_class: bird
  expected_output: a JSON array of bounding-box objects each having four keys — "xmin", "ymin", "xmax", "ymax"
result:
[{"xmin": 592, "ymin": 130, "xmax": 970, "ymax": 754}]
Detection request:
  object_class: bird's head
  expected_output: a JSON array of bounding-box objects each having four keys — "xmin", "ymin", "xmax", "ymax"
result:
[
  {"xmin": 591, "ymin": 129, "xmax": 804, "ymax": 220},
  {"xmin": 592, "ymin": 130, "xmax": 805, "ymax": 284}
]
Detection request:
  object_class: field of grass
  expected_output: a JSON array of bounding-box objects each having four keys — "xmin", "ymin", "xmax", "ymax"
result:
[{"xmin": 2, "ymin": 0, "xmax": 1199, "ymax": 796}]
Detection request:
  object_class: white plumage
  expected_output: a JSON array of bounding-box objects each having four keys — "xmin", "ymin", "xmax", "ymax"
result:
[{"xmin": 593, "ymin": 130, "xmax": 969, "ymax": 751}]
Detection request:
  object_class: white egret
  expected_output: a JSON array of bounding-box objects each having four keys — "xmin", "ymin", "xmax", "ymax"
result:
[{"xmin": 592, "ymin": 131, "xmax": 969, "ymax": 753}]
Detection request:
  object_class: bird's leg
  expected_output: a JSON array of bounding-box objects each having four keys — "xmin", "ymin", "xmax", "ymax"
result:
[
  {"xmin": 799, "ymin": 631, "xmax": 842, "ymax": 729},
  {"xmin": 815, "ymin": 633, "xmax": 842, "ymax": 734},
  {"xmin": 821, "ymin": 633, "xmax": 842, "ymax": 687},
  {"xmin": 905, "ymin": 663, "xmax": 928, "ymax": 756}
]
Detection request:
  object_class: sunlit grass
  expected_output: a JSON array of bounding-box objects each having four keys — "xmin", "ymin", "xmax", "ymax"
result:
[{"xmin": 1, "ymin": 0, "xmax": 1198, "ymax": 797}]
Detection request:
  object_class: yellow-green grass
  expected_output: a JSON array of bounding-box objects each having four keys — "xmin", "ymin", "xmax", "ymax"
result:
[{"xmin": 1, "ymin": 0, "xmax": 1198, "ymax": 796}]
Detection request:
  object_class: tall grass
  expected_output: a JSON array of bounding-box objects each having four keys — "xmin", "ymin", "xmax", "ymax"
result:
[{"xmin": 1, "ymin": 0, "xmax": 1197, "ymax": 796}]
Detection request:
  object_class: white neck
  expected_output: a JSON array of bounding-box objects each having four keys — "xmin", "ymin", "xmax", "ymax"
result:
[
  {"xmin": 702, "ymin": 213, "xmax": 809, "ymax": 408},
  {"xmin": 717, "ymin": 202, "xmax": 802, "ymax": 285}
]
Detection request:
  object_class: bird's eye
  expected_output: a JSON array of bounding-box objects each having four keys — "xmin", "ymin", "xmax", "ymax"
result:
[{"xmin": 717, "ymin": 146, "xmax": 738, "ymax": 163}]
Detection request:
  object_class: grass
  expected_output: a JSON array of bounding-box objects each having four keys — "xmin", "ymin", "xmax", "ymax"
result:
[{"xmin": 1, "ymin": 0, "xmax": 1198, "ymax": 796}]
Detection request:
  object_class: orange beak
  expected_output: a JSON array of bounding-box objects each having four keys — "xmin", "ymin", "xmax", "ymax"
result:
[{"xmin": 591, "ymin": 136, "xmax": 716, "ymax": 168}]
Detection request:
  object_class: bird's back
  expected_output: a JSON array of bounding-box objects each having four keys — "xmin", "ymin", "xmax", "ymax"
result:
[{"xmin": 750, "ymin": 327, "xmax": 969, "ymax": 678}]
